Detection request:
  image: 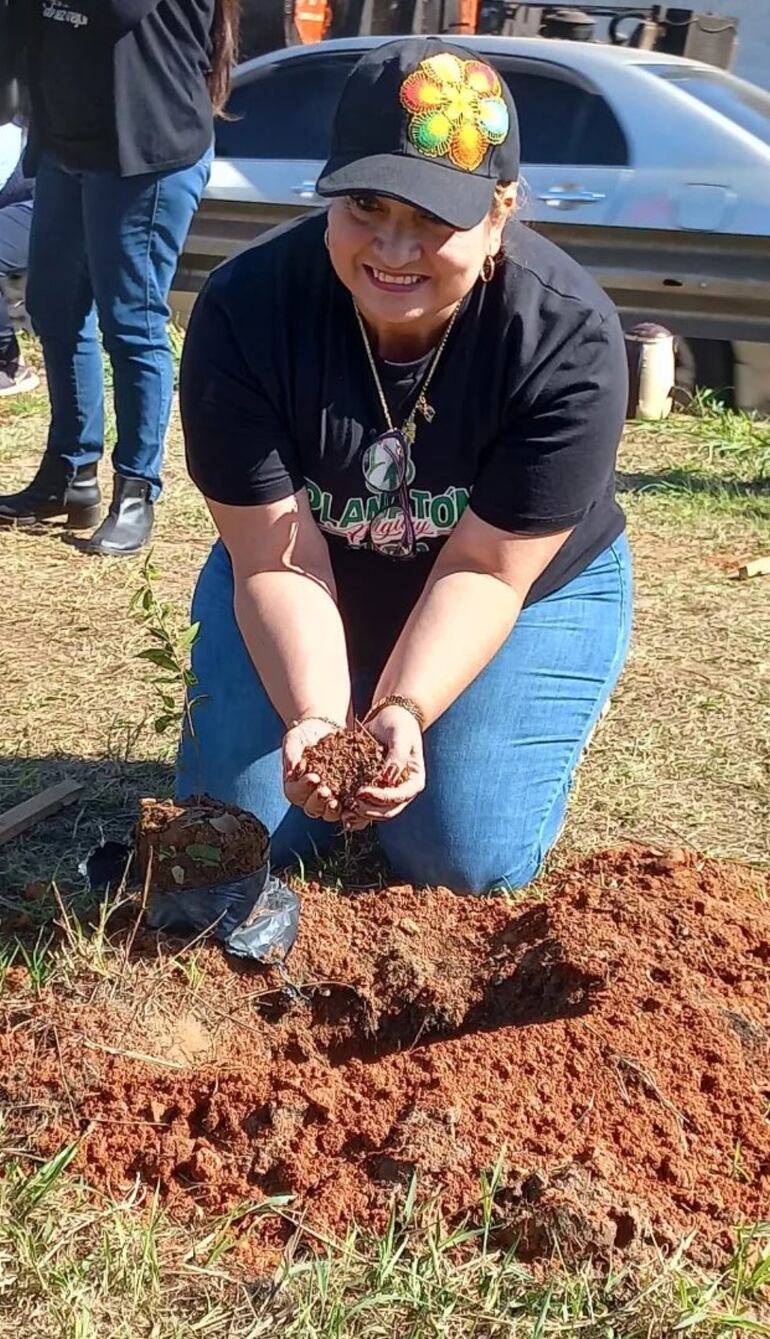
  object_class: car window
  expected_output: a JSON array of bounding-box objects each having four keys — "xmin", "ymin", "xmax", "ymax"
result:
[
  {"xmin": 216, "ymin": 50, "xmax": 629, "ymax": 169},
  {"xmin": 644, "ymin": 65, "xmax": 770, "ymax": 148},
  {"xmin": 215, "ymin": 54, "xmax": 359, "ymax": 159},
  {"xmin": 494, "ymin": 62, "xmax": 629, "ymax": 167}
]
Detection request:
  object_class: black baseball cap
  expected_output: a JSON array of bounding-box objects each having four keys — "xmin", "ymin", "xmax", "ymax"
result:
[{"xmin": 317, "ymin": 37, "xmax": 520, "ymax": 230}]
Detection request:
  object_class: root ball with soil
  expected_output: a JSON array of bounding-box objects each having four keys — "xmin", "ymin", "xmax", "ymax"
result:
[{"xmin": 136, "ymin": 796, "xmax": 269, "ymax": 892}]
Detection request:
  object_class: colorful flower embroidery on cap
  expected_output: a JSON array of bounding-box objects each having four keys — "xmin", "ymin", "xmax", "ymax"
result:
[{"xmin": 399, "ymin": 54, "xmax": 509, "ymax": 172}]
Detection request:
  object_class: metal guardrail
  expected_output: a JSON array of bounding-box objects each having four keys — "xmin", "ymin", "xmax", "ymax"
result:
[{"xmin": 174, "ymin": 198, "xmax": 770, "ymax": 343}]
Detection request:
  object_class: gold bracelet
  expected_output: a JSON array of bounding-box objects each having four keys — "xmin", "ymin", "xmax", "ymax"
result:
[
  {"xmin": 365, "ymin": 695, "xmax": 426, "ymax": 731},
  {"xmin": 286, "ymin": 714, "xmax": 343, "ymax": 732}
]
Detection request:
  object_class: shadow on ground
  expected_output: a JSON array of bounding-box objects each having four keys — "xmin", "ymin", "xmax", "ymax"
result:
[
  {"xmin": 616, "ymin": 468, "xmax": 769, "ymax": 510},
  {"xmin": 0, "ymin": 754, "xmax": 174, "ymax": 902}
]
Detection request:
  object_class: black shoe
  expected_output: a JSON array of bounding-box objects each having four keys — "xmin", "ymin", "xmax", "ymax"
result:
[
  {"xmin": 86, "ymin": 474, "xmax": 154, "ymax": 557},
  {"xmin": 0, "ymin": 455, "xmax": 102, "ymax": 528}
]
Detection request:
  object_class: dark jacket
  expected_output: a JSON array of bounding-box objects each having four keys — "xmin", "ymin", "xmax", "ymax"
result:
[
  {"xmin": 23, "ymin": 0, "xmax": 217, "ymax": 177},
  {"xmin": 0, "ymin": 0, "xmax": 25, "ymax": 126}
]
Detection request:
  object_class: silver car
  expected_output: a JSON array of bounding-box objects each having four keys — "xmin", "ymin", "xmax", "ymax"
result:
[
  {"xmin": 210, "ymin": 35, "xmax": 770, "ymax": 235},
  {"xmin": 177, "ymin": 36, "xmax": 770, "ymax": 407}
]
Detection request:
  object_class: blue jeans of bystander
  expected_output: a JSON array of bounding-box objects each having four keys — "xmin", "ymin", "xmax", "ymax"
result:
[{"xmin": 25, "ymin": 150, "xmax": 211, "ymax": 499}]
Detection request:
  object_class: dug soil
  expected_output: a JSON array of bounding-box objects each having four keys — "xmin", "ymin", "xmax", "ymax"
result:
[
  {"xmin": 299, "ymin": 727, "xmax": 385, "ymax": 808},
  {"xmin": 2, "ymin": 847, "xmax": 769, "ymax": 1271}
]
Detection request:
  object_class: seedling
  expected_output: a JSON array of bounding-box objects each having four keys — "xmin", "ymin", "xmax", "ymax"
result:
[{"xmin": 130, "ymin": 552, "xmax": 205, "ymax": 739}]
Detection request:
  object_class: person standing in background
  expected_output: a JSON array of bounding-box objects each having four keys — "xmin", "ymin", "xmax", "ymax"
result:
[
  {"xmin": 0, "ymin": 120, "xmax": 37, "ymax": 397},
  {"xmin": 0, "ymin": 0, "xmax": 239, "ymax": 555}
]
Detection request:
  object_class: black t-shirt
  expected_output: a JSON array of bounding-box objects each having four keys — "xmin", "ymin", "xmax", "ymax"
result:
[
  {"xmin": 29, "ymin": 0, "xmax": 215, "ymax": 175},
  {"xmin": 181, "ymin": 211, "xmax": 627, "ymax": 677}
]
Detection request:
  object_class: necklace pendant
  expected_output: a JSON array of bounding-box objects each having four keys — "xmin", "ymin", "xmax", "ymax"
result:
[
  {"xmin": 418, "ymin": 397, "xmax": 435, "ymax": 424},
  {"xmin": 403, "ymin": 420, "xmax": 417, "ymax": 447}
]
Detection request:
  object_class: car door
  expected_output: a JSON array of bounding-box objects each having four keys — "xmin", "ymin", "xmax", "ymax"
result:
[
  {"xmin": 490, "ymin": 58, "xmax": 633, "ymax": 227},
  {"xmin": 210, "ymin": 50, "xmax": 360, "ymax": 207}
]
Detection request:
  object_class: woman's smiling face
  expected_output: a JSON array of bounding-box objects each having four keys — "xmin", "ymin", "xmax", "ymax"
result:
[{"xmin": 326, "ymin": 192, "xmax": 508, "ymax": 357}]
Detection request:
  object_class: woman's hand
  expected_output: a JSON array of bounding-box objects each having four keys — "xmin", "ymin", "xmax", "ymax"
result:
[
  {"xmin": 345, "ymin": 705, "xmax": 426, "ymax": 828},
  {"xmin": 283, "ymin": 717, "xmax": 343, "ymax": 822}
]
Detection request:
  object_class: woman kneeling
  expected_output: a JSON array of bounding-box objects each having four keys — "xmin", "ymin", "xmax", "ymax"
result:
[{"xmin": 177, "ymin": 37, "xmax": 632, "ymax": 894}]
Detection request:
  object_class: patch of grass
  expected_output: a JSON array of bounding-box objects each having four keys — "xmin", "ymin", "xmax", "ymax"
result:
[
  {"xmin": 689, "ymin": 389, "xmax": 770, "ymax": 479},
  {"xmin": 16, "ymin": 929, "xmax": 57, "ymax": 992},
  {"xmin": 0, "ymin": 1149, "xmax": 768, "ymax": 1337},
  {"xmin": 619, "ymin": 394, "xmax": 770, "ymax": 523}
]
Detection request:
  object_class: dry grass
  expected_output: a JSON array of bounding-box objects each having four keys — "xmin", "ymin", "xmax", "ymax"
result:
[
  {"xmin": 564, "ymin": 417, "xmax": 770, "ymax": 865},
  {"xmin": 0, "ymin": 389, "xmax": 212, "ymax": 895}
]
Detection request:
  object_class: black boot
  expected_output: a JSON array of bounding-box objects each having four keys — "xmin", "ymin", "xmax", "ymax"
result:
[
  {"xmin": 0, "ymin": 455, "xmax": 101, "ymax": 528},
  {"xmin": 86, "ymin": 474, "xmax": 154, "ymax": 557}
]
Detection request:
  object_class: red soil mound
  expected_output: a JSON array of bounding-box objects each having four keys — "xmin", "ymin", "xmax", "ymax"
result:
[{"xmin": 2, "ymin": 847, "xmax": 768, "ymax": 1269}]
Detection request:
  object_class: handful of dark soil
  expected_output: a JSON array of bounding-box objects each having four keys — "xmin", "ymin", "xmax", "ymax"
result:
[
  {"xmin": 299, "ymin": 728, "xmax": 385, "ymax": 808},
  {"xmin": 136, "ymin": 796, "xmax": 270, "ymax": 893}
]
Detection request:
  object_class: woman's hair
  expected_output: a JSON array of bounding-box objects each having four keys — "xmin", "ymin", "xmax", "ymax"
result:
[
  {"xmin": 208, "ymin": 0, "xmax": 240, "ymax": 117},
  {"xmin": 491, "ymin": 181, "xmax": 519, "ymax": 266},
  {"xmin": 491, "ymin": 180, "xmax": 517, "ymax": 226}
]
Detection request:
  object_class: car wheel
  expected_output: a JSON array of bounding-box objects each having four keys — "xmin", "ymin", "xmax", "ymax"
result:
[{"xmin": 675, "ymin": 337, "xmax": 735, "ymax": 409}]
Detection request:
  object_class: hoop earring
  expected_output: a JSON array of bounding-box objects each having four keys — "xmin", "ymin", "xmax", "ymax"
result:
[
  {"xmin": 324, "ymin": 226, "xmax": 330, "ymax": 250},
  {"xmin": 480, "ymin": 254, "xmax": 496, "ymax": 284}
]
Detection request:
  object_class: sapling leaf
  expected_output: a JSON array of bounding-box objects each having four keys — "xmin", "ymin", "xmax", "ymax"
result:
[
  {"xmin": 186, "ymin": 844, "xmax": 222, "ymax": 865},
  {"xmin": 178, "ymin": 623, "xmax": 201, "ymax": 650},
  {"xmin": 137, "ymin": 648, "xmax": 178, "ymax": 672}
]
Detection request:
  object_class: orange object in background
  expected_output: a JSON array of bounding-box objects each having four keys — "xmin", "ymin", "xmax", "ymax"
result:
[
  {"xmin": 454, "ymin": 0, "xmax": 480, "ymax": 34},
  {"xmin": 293, "ymin": 0, "xmax": 332, "ymax": 44}
]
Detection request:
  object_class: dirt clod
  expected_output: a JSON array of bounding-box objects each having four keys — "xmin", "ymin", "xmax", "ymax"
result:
[
  {"xmin": 300, "ymin": 728, "xmax": 385, "ymax": 807},
  {"xmin": 2, "ymin": 846, "xmax": 768, "ymax": 1273},
  {"xmin": 135, "ymin": 796, "xmax": 269, "ymax": 892}
]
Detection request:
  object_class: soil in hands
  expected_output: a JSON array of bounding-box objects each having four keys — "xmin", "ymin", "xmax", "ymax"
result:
[
  {"xmin": 2, "ymin": 846, "xmax": 769, "ymax": 1274},
  {"xmin": 135, "ymin": 796, "xmax": 270, "ymax": 893},
  {"xmin": 299, "ymin": 727, "xmax": 385, "ymax": 808}
]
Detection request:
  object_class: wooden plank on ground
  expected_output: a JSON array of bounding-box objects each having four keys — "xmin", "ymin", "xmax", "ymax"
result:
[
  {"xmin": 734, "ymin": 556, "xmax": 770, "ymax": 580},
  {"xmin": 0, "ymin": 780, "xmax": 85, "ymax": 846}
]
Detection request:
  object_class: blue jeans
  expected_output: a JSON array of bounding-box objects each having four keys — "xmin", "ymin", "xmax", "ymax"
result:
[
  {"xmin": 0, "ymin": 200, "xmax": 32, "ymax": 363},
  {"xmin": 26, "ymin": 150, "xmax": 211, "ymax": 499},
  {"xmin": 176, "ymin": 533, "xmax": 633, "ymax": 893}
]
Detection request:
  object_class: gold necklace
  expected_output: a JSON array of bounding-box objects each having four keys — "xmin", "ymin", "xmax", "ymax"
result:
[{"xmin": 353, "ymin": 302, "xmax": 460, "ymax": 447}]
